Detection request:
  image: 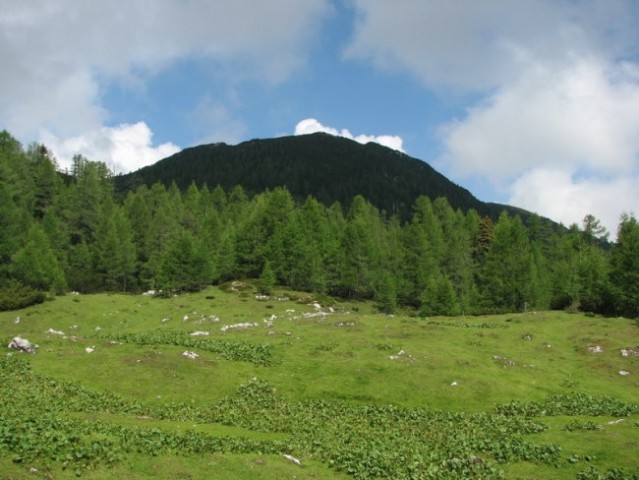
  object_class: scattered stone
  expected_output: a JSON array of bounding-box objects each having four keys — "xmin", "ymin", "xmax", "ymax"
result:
[
  {"xmin": 619, "ymin": 370, "xmax": 630, "ymax": 376},
  {"xmin": 389, "ymin": 349, "xmax": 415, "ymax": 363},
  {"xmin": 620, "ymin": 347, "xmax": 639, "ymax": 358},
  {"xmin": 190, "ymin": 331, "xmax": 209, "ymax": 336},
  {"xmin": 521, "ymin": 334, "xmax": 533, "ymax": 341},
  {"xmin": 587, "ymin": 345, "xmax": 603, "ymax": 353},
  {"xmin": 303, "ymin": 311, "xmax": 329, "ymax": 319},
  {"xmin": 451, "ymin": 381, "xmax": 458, "ymax": 387},
  {"xmin": 183, "ymin": 315, "xmax": 189, "ymax": 322},
  {"xmin": 142, "ymin": 290, "xmax": 156, "ymax": 296},
  {"xmin": 492, "ymin": 355, "xmax": 516, "ymax": 366},
  {"xmin": 46, "ymin": 328, "xmax": 65, "ymax": 336},
  {"xmin": 95, "ymin": 326, "xmax": 102, "ymax": 332},
  {"xmin": 85, "ymin": 346, "xmax": 95, "ymax": 353},
  {"xmin": 14, "ymin": 316, "xmax": 20, "ymax": 324},
  {"xmin": 161, "ymin": 317, "xmax": 171, "ymax": 323},
  {"xmin": 182, "ymin": 351, "xmax": 199, "ymax": 360},
  {"xmin": 607, "ymin": 419, "xmax": 625, "ymax": 425},
  {"xmin": 8, "ymin": 336, "xmax": 38, "ymax": 354},
  {"xmin": 283, "ymin": 454, "xmax": 302, "ymax": 466},
  {"xmin": 220, "ymin": 322, "xmax": 258, "ymax": 332},
  {"xmin": 335, "ymin": 321, "xmax": 355, "ymax": 327}
]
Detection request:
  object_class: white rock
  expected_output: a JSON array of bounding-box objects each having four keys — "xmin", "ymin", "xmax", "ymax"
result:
[
  {"xmin": 182, "ymin": 350, "xmax": 199, "ymax": 359},
  {"xmin": 619, "ymin": 370, "xmax": 630, "ymax": 376},
  {"xmin": 190, "ymin": 331, "xmax": 209, "ymax": 336},
  {"xmin": 46, "ymin": 328, "xmax": 65, "ymax": 336},
  {"xmin": 451, "ymin": 381, "xmax": 458, "ymax": 387},
  {"xmin": 587, "ymin": 345, "xmax": 603, "ymax": 353},
  {"xmin": 85, "ymin": 346, "xmax": 95, "ymax": 353},
  {"xmin": 283, "ymin": 454, "xmax": 302, "ymax": 466},
  {"xmin": 8, "ymin": 336, "xmax": 38, "ymax": 354}
]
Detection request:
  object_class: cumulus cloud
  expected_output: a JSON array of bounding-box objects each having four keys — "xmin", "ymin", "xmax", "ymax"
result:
[
  {"xmin": 439, "ymin": 58, "xmax": 639, "ymax": 179},
  {"xmin": 509, "ymin": 169, "xmax": 638, "ymax": 237},
  {"xmin": 42, "ymin": 122, "xmax": 180, "ymax": 174},
  {"xmin": 294, "ymin": 118, "xmax": 405, "ymax": 152},
  {"xmin": 0, "ymin": 1, "xmax": 330, "ymax": 162},
  {"xmin": 345, "ymin": 0, "xmax": 639, "ymax": 91},
  {"xmin": 345, "ymin": 0, "xmax": 639, "ymax": 229},
  {"xmin": 436, "ymin": 57, "xmax": 639, "ymax": 233}
]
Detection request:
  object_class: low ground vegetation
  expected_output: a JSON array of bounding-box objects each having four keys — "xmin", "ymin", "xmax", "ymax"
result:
[{"xmin": 1, "ymin": 285, "xmax": 638, "ymax": 479}]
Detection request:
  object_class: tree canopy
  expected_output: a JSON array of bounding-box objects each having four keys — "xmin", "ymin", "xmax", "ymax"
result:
[{"xmin": 0, "ymin": 130, "xmax": 633, "ymax": 318}]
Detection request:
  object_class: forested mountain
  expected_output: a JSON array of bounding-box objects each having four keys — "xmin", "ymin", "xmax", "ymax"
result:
[
  {"xmin": 115, "ymin": 132, "xmax": 530, "ymax": 222},
  {"xmin": 2, "ymin": 129, "xmax": 638, "ymax": 318}
]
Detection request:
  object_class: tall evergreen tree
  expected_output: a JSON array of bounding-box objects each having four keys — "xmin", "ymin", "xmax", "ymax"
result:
[
  {"xmin": 610, "ymin": 214, "xmax": 639, "ymax": 317},
  {"xmin": 95, "ymin": 202, "xmax": 137, "ymax": 292},
  {"xmin": 479, "ymin": 213, "xmax": 532, "ymax": 312},
  {"xmin": 10, "ymin": 223, "xmax": 67, "ymax": 294}
]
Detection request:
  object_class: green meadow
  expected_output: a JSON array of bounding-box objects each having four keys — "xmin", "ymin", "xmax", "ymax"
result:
[{"xmin": 1, "ymin": 284, "xmax": 638, "ymax": 479}]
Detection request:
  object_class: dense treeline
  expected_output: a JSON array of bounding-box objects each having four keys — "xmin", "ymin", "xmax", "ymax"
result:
[{"xmin": 1, "ymin": 130, "xmax": 638, "ymax": 317}]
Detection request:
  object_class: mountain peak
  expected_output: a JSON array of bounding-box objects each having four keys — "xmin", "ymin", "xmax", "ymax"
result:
[{"xmin": 115, "ymin": 133, "xmax": 530, "ymax": 221}]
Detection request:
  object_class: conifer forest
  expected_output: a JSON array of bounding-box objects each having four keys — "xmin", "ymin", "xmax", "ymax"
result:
[{"xmin": 1, "ymin": 130, "xmax": 638, "ymax": 318}]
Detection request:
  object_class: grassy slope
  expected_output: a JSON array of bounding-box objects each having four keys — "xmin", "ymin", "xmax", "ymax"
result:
[{"xmin": 1, "ymin": 285, "xmax": 638, "ymax": 479}]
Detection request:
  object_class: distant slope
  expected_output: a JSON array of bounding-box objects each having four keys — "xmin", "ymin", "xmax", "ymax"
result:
[{"xmin": 115, "ymin": 132, "xmax": 532, "ymax": 220}]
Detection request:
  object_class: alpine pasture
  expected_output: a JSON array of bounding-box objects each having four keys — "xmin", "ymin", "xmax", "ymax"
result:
[{"xmin": 2, "ymin": 283, "xmax": 638, "ymax": 479}]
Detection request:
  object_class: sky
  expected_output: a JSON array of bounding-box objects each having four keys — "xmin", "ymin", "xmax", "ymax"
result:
[{"xmin": 2, "ymin": 0, "xmax": 639, "ymax": 236}]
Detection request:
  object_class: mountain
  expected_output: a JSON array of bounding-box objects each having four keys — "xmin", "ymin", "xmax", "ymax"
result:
[{"xmin": 115, "ymin": 132, "xmax": 533, "ymax": 221}]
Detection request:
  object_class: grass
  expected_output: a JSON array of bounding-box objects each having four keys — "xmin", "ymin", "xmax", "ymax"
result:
[{"xmin": 1, "ymin": 284, "xmax": 638, "ymax": 479}]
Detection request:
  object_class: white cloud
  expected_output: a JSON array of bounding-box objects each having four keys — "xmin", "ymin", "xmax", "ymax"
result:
[
  {"xmin": 345, "ymin": 1, "xmax": 639, "ymax": 228},
  {"xmin": 345, "ymin": 0, "xmax": 639, "ymax": 91},
  {"xmin": 439, "ymin": 58, "xmax": 639, "ymax": 180},
  {"xmin": 0, "ymin": 0, "xmax": 331, "ymax": 164},
  {"xmin": 42, "ymin": 122, "xmax": 180, "ymax": 174},
  {"xmin": 436, "ymin": 57, "xmax": 639, "ymax": 231},
  {"xmin": 509, "ymin": 168, "xmax": 638, "ymax": 237},
  {"xmin": 294, "ymin": 118, "xmax": 405, "ymax": 152}
]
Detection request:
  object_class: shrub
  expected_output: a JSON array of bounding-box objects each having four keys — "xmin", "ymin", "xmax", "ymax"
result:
[{"xmin": 0, "ymin": 279, "xmax": 46, "ymax": 311}]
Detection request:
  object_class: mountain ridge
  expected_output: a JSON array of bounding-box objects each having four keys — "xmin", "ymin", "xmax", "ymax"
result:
[{"xmin": 114, "ymin": 132, "xmax": 541, "ymax": 222}]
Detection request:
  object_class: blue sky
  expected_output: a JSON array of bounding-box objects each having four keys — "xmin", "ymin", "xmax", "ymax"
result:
[{"xmin": 2, "ymin": 0, "xmax": 639, "ymax": 235}]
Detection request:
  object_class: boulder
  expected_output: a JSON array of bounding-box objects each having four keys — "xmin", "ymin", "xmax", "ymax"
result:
[{"xmin": 8, "ymin": 336, "xmax": 38, "ymax": 354}]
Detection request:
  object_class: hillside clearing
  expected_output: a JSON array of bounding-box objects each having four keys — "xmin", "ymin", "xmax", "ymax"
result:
[{"xmin": 2, "ymin": 286, "xmax": 638, "ymax": 479}]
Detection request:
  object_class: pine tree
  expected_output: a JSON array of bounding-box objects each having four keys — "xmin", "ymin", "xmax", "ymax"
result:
[
  {"xmin": 258, "ymin": 260, "xmax": 276, "ymax": 295},
  {"xmin": 420, "ymin": 271, "xmax": 457, "ymax": 317},
  {"xmin": 610, "ymin": 214, "xmax": 639, "ymax": 317},
  {"xmin": 10, "ymin": 223, "xmax": 67, "ymax": 294},
  {"xmin": 479, "ymin": 213, "xmax": 532, "ymax": 312},
  {"xmin": 95, "ymin": 202, "xmax": 137, "ymax": 292}
]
